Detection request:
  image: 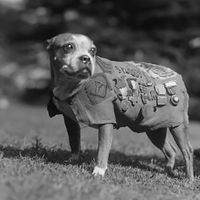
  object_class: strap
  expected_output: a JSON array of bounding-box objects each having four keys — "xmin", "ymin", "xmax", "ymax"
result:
[{"xmin": 96, "ymin": 56, "xmax": 113, "ymax": 74}]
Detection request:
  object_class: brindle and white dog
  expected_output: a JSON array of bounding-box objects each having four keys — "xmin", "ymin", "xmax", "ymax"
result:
[{"xmin": 46, "ymin": 33, "xmax": 194, "ymax": 181}]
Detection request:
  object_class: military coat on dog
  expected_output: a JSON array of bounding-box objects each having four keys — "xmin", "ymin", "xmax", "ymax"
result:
[{"xmin": 49, "ymin": 56, "xmax": 187, "ymax": 132}]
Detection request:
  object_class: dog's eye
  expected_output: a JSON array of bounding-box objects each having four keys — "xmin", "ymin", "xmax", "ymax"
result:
[
  {"xmin": 63, "ymin": 43, "xmax": 74, "ymax": 53},
  {"xmin": 90, "ymin": 47, "xmax": 97, "ymax": 57}
]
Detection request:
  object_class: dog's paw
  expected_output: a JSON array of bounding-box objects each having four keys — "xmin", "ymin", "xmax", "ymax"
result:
[{"xmin": 92, "ymin": 166, "xmax": 107, "ymax": 177}]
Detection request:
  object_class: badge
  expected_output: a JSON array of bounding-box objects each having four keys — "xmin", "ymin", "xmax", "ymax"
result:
[
  {"xmin": 164, "ymin": 81, "xmax": 177, "ymax": 95},
  {"xmin": 121, "ymin": 100, "xmax": 131, "ymax": 112},
  {"xmin": 141, "ymin": 93, "xmax": 148, "ymax": 104},
  {"xmin": 140, "ymin": 62, "xmax": 176, "ymax": 78},
  {"xmin": 113, "ymin": 77, "xmax": 128, "ymax": 100},
  {"xmin": 164, "ymin": 81, "xmax": 177, "ymax": 88},
  {"xmin": 149, "ymin": 90, "xmax": 157, "ymax": 101},
  {"xmin": 113, "ymin": 77, "xmax": 126, "ymax": 89},
  {"xmin": 155, "ymin": 84, "xmax": 166, "ymax": 96},
  {"xmin": 170, "ymin": 95, "xmax": 179, "ymax": 106},
  {"xmin": 85, "ymin": 74, "xmax": 109, "ymax": 105},
  {"xmin": 119, "ymin": 87, "xmax": 128, "ymax": 100},
  {"xmin": 128, "ymin": 96, "xmax": 138, "ymax": 106},
  {"xmin": 139, "ymin": 85, "xmax": 148, "ymax": 93},
  {"xmin": 127, "ymin": 78, "xmax": 137, "ymax": 91},
  {"xmin": 156, "ymin": 96, "xmax": 167, "ymax": 106},
  {"xmin": 140, "ymin": 71, "xmax": 153, "ymax": 86}
]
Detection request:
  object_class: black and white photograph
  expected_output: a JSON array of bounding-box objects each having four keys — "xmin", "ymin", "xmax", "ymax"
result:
[{"xmin": 0, "ymin": 0, "xmax": 200, "ymax": 199}]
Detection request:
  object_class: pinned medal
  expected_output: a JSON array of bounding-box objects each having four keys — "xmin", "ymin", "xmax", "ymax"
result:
[
  {"xmin": 121, "ymin": 100, "xmax": 131, "ymax": 112},
  {"xmin": 164, "ymin": 81, "xmax": 177, "ymax": 88},
  {"xmin": 147, "ymin": 82, "xmax": 153, "ymax": 87},
  {"xmin": 113, "ymin": 77, "xmax": 128, "ymax": 100},
  {"xmin": 156, "ymin": 96, "xmax": 167, "ymax": 106},
  {"xmin": 119, "ymin": 87, "xmax": 128, "ymax": 100},
  {"xmin": 128, "ymin": 96, "xmax": 137, "ymax": 106},
  {"xmin": 127, "ymin": 78, "xmax": 137, "ymax": 91},
  {"xmin": 164, "ymin": 81, "xmax": 177, "ymax": 95},
  {"xmin": 170, "ymin": 95, "xmax": 179, "ymax": 106},
  {"xmin": 141, "ymin": 93, "xmax": 148, "ymax": 104},
  {"xmin": 155, "ymin": 84, "xmax": 166, "ymax": 96}
]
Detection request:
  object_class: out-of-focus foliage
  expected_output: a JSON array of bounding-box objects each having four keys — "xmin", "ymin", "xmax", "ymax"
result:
[{"xmin": 0, "ymin": 0, "xmax": 200, "ymax": 119}]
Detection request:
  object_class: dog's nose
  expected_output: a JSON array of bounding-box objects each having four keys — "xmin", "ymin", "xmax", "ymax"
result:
[{"xmin": 79, "ymin": 55, "xmax": 90, "ymax": 64}]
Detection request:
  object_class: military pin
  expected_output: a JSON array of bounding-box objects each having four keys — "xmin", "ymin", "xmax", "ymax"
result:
[
  {"xmin": 121, "ymin": 100, "xmax": 130, "ymax": 112},
  {"xmin": 166, "ymin": 87, "xmax": 176, "ymax": 95},
  {"xmin": 54, "ymin": 56, "xmax": 57, "ymax": 61},
  {"xmin": 164, "ymin": 81, "xmax": 177, "ymax": 88},
  {"xmin": 62, "ymin": 65, "xmax": 68, "ymax": 70},
  {"xmin": 156, "ymin": 96, "xmax": 167, "ymax": 106},
  {"xmin": 128, "ymin": 96, "xmax": 135, "ymax": 106},
  {"xmin": 170, "ymin": 95, "xmax": 179, "ymax": 106},
  {"xmin": 147, "ymin": 82, "xmax": 153, "ymax": 87},
  {"xmin": 141, "ymin": 93, "xmax": 148, "ymax": 104},
  {"xmin": 119, "ymin": 87, "xmax": 128, "ymax": 100}
]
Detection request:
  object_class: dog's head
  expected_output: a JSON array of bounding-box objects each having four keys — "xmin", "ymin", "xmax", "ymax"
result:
[{"xmin": 47, "ymin": 33, "xmax": 97, "ymax": 82}]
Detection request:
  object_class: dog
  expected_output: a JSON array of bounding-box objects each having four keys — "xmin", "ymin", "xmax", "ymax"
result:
[{"xmin": 46, "ymin": 33, "xmax": 194, "ymax": 181}]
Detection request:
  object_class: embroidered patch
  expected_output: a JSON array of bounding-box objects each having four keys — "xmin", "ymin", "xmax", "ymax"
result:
[
  {"xmin": 85, "ymin": 74, "xmax": 109, "ymax": 105},
  {"xmin": 113, "ymin": 77, "xmax": 126, "ymax": 89},
  {"xmin": 113, "ymin": 76, "xmax": 128, "ymax": 100},
  {"xmin": 140, "ymin": 62, "xmax": 176, "ymax": 79},
  {"xmin": 114, "ymin": 64, "xmax": 141, "ymax": 79},
  {"xmin": 121, "ymin": 100, "xmax": 131, "ymax": 112}
]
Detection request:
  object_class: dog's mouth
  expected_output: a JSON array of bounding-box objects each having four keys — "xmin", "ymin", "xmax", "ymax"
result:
[{"xmin": 60, "ymin": 65, "xmax": 91, "ymax": 79}]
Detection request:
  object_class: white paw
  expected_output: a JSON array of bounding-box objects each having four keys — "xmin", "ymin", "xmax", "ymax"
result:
[{"xmin": 92, "ymin": 166, "xmax": 107, "ymax": 177}]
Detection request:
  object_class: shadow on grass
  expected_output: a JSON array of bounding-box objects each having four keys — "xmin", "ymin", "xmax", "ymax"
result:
[
  {"xmin": 0, "ymin": 139, "xmax": 191, "ymax": 178},
  {"xmin": 193, "ymin": 149, "xmax": 200, "ymax": 177}
]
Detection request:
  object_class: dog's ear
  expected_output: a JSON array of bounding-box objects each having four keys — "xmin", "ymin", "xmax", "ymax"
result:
[{"xmin": 46, "ymin": 37, "xmax": 56, "ymax": 51}]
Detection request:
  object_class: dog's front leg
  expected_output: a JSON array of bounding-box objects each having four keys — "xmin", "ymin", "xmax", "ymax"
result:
[
  {"xmin": 63, "ymin": 115, "xmax": 80, "ymax": 163},
  {"xmin": 93, "ymin": 123, "xmax": 113, "ymax": 177}
]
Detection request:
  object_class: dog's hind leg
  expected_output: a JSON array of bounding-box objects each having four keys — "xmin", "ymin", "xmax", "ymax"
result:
[
  {"xmin": 63, "ymin": 115, "xmax": 80, "ymax": 163},
  {"xmin": 169, "ymin": 123, "xmax": 194, "ymax": 181},
  {"xmin": 146, "ymin": 128, "xmax": 177, "ymax": 174}
]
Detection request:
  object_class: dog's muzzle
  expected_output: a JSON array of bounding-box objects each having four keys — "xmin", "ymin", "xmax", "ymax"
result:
[{"xmin": 60, "ymin": 65, "xmax": 92, "ymax": 79}]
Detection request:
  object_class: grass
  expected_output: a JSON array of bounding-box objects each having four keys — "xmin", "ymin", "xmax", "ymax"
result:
[{"xmin": 0, "ymin": 102, "xmax": 200, "ymax": 199}]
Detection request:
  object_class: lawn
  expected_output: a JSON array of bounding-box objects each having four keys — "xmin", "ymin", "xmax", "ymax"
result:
[{"xmin": 0, "ymin": 102, "xmax": 200, "ymax": 200}]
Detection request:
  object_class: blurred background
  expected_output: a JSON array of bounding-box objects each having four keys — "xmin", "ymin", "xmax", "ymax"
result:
[{"xmin": 0, "ymin": 0, "xmax": 200, "ymax": 121}]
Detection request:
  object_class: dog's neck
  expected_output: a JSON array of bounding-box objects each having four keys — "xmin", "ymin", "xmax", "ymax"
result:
[
  {"xmin": 50, "ymin": 61, "xmax": 86, "ymax": 101},
  {"xmin": 51, "ymin": 56, "xmax": 108, "ymax": 101},
  {"xmin": 53, "ymin": 78, "xmax": 84, "ymax": 101}
]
